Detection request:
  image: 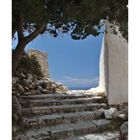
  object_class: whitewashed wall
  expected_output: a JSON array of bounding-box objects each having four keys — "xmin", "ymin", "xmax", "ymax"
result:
[{"xmin": 103, "ymin": 21, "xmax": 128, "ymax": 104}]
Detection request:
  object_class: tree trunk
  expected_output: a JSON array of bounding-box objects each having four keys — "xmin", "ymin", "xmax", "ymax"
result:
[
  {"xmin": 12, "ymin": 42, "xmax": 26, "ymax": 76},
  {"xmin": 12, "ymin": 25, "xmax": 45, "ymax": 76}
]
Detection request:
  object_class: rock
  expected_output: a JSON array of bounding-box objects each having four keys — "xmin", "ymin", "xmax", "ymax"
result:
[
  {"xmin": 117, "ymin": 113, "xmax": 128, "ymax": 121},
  {"xmin": 20, "ymin": 73, "xmax": 26, "ymax": 78},
  {"xmin": 12, "ymin": 95, "xmax": 22, "ymax": 123},
  {"xmin": 30, "ymin": 90, "xmax": 37, "ymax": 95},
  {"xmin": 20, "ymin": 79, "xmax": 29, "ymax": 86},
  {"xmin": 28, "ymin": 84, "xmax": 34, "ymax": 90},
  {"xmin": 120, "ymin": 121, "xmax": 128, "ymax": 135},
  {"xmin": 34, "ymin": 82, "xmax": 40, "ymax": 89},
  {"xmin": 12, "ymin": 77, "xmax": 18, "ymax": 85},
  {"xmin": 27, "ymin": 73, "xmax": 32, "ymax": 81},
  {"xmin": 112, "ymin": 110, "xmax": 128, "ymax": 121},
  {"xmin": 12, "ymin": 96, "xmax": 19, "ymax": 104},
  {"xmin": 12, "ymin": 90, "xmax": 18, "ymax": 95},
  {"xmin": 104, "ymin": 108, "xmax": 117, "ymax": 119},
  {"xmin": 37, "ymin": 86, "xmax": 43, "ymax": 92},
  {"xmin": 13, "ymin": 114, "xmax": 19, "ymax": 122},
  {"xmin": 38, "ymin": 79, "xmax": 44, "ymax": 86},
  {"xmin": 16, "ymin": 83, "xmax": 25, "ymax": 93},
  {"xmin": 42, "ymin": 89, "xmax": 49, "ymax": 94},
  {"xmin": 36, "ymin": 90, "xmax": 42, "ymax": 95},
  {"xmin": 32, "ymin": 75, "xmax": 38, "ymax": 82},
  {"xmin": 13, "ymin": 104, "xmax": 22, "ymax": 116},
  {"xmin": 12, "ymin": 125, "xmax": 19, "ymax": 134},
  {"xmin": 42, "ymin": 81, "xmax": 48, "ymax": 89},
  {"xmin": 24, "ymin": 86, "xmax": 30, "ymax": 91},
  {"xmin": 23, "ymin": 92, "xmax": 32, "ymax": 95}
]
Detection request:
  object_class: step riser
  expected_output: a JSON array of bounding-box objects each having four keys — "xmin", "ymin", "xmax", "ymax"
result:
[
  {"xmin": 20, "ymin": 94, "xmax": 99, "ymax": 100},
  {"xmin": 21, "ymin": 98, "xmax": 104, "ymax": 107},
  {"xmin": 50, "ymin": 122, "xmax": 113, "ymax": 140},
  {"xmin": 23, "ymin": 111, "xmax": 104, "ymax": 127},
  {"xmin": 23, "ymin": 105, "xmax": 106, "ymax": 116},
  {"xmin": 51, "ymin": 126, "xmax": 97, "ymax": 140}
]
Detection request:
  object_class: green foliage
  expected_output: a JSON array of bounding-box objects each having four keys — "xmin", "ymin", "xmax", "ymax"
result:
[
  {"xmin": 13, "ymin": 0, "xmax": 128, "ymax": 40},
  {"xmin": 17, "ymin": 54, "xmax": 43, "ymax": 77}
]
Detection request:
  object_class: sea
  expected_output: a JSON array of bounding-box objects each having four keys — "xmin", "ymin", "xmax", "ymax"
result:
[{"xmin": 69, "ymin": 86, "xmax": 94, "ymax": 90}]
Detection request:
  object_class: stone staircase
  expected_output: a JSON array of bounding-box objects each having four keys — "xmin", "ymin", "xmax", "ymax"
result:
[{"xmin": 14, "ymin": 93, "xmax": 120, "ymax": 140}]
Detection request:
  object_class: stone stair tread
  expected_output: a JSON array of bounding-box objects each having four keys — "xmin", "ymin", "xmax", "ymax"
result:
[
  {"xmin": 24, "ymin": 110, "xmax": 103, "ymax": 121},
  {"xmin": 21, "ymin": 96, "xmax": 102, "ymax": 103},
  {"xmin": 49, "ymin": 119, "xmax": 112, "ymax": 139},
  {"xmin": 17, "ymin": 119, "xmax": 112, "ymax": 140},
  {"xmin": 20, "ymin": 96, "xmax": 104, "ymax": 107},
  {"xmin": 23, "ymin": 103, "xmax": 107, "ymax": 115},
  {"xmin": 20, "ymin": 93, "xmax": 97, "ymax": 100},
  {"xmin": 23, "ymin": 110, "xmax": 104, "ymax": 127},
  {"xmin": 23, "ymin": 103, "xmax": 106, "ymax": 110},
  {"xmin": 64, "ymin": 131, "xmax": 120, "ymax": 140}
]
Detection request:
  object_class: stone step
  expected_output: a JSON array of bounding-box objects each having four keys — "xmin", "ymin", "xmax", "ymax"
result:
[
  {"xmin": 49, "ymin": 119, "xmax": 113, "ymax": 139},
  {"xmin": 23, "ymin": 110, "xmax": 104, "ymax": 127},
  {"xmin": 64, "ymin": 131, "xmax": 120, "ymax": 140},
  {"xmin": 23, "ymin": 103, "xmax": 107, "ymax": 116},
  {"xmin": 20, "ymin": 96, "xmax": 105, "ymax": 107},
  {"xmin": 15, "ymin": 119, "xmax": 113, "ymax": 140},
  {"xmin": 20, "ymin": 93, "xmax": 99, "ymax": 100}
]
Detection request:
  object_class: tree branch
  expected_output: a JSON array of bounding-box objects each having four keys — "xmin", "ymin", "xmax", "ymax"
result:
[
  {"xmin": 24, "ymin": 25, "xmax": 45, "ymax": 44},
  {"xmin": 17, "ymin": 13, "xmax": 24, "ymax": 40}
]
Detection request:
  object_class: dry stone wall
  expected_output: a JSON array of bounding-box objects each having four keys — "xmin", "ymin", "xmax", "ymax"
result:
[{"xmin": 28, "ymin": 49, "xmax": 50, "ymax": 78}]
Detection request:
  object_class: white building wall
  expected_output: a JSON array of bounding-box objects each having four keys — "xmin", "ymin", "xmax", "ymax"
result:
[
  {"xmin": 98, "ymin": 36, "xmax": 106, "ymax": 92},
  {"xmin": 104, "ymin": 21, "xmax": 128, "ymax": 104},
  {"xmin": 89, "ymin": 21, "xmax": 128, "ymax": 105}
]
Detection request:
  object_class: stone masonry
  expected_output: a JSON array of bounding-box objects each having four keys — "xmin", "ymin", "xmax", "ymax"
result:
[{"xmin": 28, "ymin": 49, "xmax": 50, "ymax": 78}]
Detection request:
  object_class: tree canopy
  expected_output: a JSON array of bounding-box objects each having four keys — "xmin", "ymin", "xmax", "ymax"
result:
[
  {"xmin": 13, "ymin": 0, "xmax": 128, "ymax": 40},
  {"xmin": 12, "ymin": 0, "xmax": 128, "ymax": 75}
]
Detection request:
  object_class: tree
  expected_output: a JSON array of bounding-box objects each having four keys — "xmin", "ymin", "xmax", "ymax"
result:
[{"xmin": 12, "ymin": 0, "xmax": 128, "ymax": 75}]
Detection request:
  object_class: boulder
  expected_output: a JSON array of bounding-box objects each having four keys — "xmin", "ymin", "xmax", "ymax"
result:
[
  {"xmin": 12, "ymin": 77, "xmax": 18, "ymax": 85},
  {"xmin": 27, "ymin": 73, "xmax": 33, "ymax": 81},
  {"xmin": 42, "ymin": 89, "xmax": 49, "ymax": 94},
  {"xmin": 120, "ymin": 121, "xmax": 128, "ymax": 135},
  {"xmin": 19, "ymin": 79, "xmax": 29, "ymax": 86},
  {"xmin": 12, "ymin": 96, "xmax": 19, "ymax": 105},
  {"xmin": 16, "ymin": 83, "xmax": 25, "ymax": 93},
  {"xmin": 20, "ymin": 73, "xmax": 26, "ymax": 79},
  {"xmin": 117, "ymin": 113, "xmax": 128, "ymax": 121},
  {"xmin": 37, "ymin": 86, "xmax": 43, "ymax": 92},
  {"xmin": 104, "ymin": 108, "xmax": 117, "ymax": 119},
  {"xmin": 30, "ymin": 90, "xmax": 37, "ymax": 95}
]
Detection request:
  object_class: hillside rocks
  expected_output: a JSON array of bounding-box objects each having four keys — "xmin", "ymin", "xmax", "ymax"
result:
[
  {"xmin": 12, "ymin": 73, "xmax": 68, "ymax": 96},
  {"xmin": 13, "ymin": 49, "xmax": 68, "ymax": 96},
  {"xmin": 12, "ymin": 49, "xmax": 68, "ymax": 135}
]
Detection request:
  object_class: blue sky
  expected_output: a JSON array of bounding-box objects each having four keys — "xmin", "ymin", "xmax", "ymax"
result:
[{"xmin": 13, "ymin": 32, "xmax": 103, "ymax": 89}]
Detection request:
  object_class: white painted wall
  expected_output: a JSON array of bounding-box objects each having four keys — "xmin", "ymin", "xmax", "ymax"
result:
[
  {"xmin": 89, "ymin": 21, "xmax": 128, "ymax": 105},
  {"xmin": 98, "ymin": 36, "xmax": 106, "ymax": 92},
  {"xmin": 104, "ymin": 21, "xmax": 128, "ymax": 104}
]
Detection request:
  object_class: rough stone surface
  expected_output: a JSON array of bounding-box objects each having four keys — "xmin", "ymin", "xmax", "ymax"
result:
[
  {"xmin": 28, "ymin": 49, "xmax": 50, "ymax": 78},
  {"xmin": 120, "ymin": 121, "xmax": 128, "ymax": 135},
  {"xmin": 65, "ymin": 131, "xmax": 120, "ymax": 140},
  {"xmin": 13, "ymin": 92, "xmax": 128, "ymax": 140},
  {"xmin": 104, "ymin": 108, "xmax": 117, "ymax": 119}
]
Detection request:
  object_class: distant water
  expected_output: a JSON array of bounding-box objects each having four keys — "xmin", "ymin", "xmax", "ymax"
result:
[{"xmin": 69, "ymin": 86, "xmax": 93, "ymax": 90}]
